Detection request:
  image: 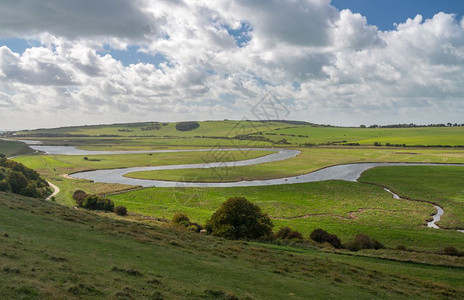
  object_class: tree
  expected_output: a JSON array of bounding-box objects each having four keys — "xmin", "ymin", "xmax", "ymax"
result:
[
  {"xmin": 206, "ymin": 197, "xmax": 273, "ymax": 240},
  {"xmin": 73, "ymin": 190, "xmax": 88, "ymax": 206},
  {"xmin": 114, "ymin": 206, "xmax": 128, "ymax": 216},
  {"xmin": 81, "ymin": 195, "xmax": 114, "ymax": 212},
  {"xmin": 175, "ymin": 121, "xmax": 200, "ymax": 131},
  {"xmin": 8, "ymin": 171, "xmax": 28, "ymax": 194}
]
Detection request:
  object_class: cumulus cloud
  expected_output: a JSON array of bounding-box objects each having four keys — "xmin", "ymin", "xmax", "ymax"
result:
[
  {"xmin": 0, "ymin": 0, "xmax": 156, "ymax": 41},
  {"xmin": 0, "ymin": 0, "xmax": 463, "ymax": 129}
]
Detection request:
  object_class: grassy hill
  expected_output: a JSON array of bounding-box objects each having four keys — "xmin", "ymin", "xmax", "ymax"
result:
[
  {"xmin": 0, "ymin": 139, "xmax": 35, "ymax": 157},
  {"xmin": 1, "ymin": 191, "xmax": 464, "ymax": 299},
  {"xmin": 7, "ymin": 120, "xmax": 464, "ymax": 148}
]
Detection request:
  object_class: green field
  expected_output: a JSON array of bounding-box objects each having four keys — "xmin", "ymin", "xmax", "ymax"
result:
[
  {"xmin": 359, "ymin": 166, "xmax": 464, "ymax": 229},
  {"xmin": 109, "ymin": 177, "xmax": 464, "ymax": 251},
  {"xmin": 4, "ymin": 121, "xmax": 464, "ymax": 297},
  {"xmin": 0, "ymin": 139, "xmax": 35, "ymax": 157},
  {"xmin": 12, "ymin": 150, "xmax": 273, "ymax": 205},
  {"xmin": 125, "ymin": 147, "xmax": 464, "ymax": 182},
  {"xmin": 257, "ymin": 125, "xmax": 464, "ymax": 146},
  {"xmin": 8, "ymin": 120, "xmax": 464, "ymax": 147},
  {"xmin": 2, "ymin": 192, "xmax": 464, "ymax": 299}
]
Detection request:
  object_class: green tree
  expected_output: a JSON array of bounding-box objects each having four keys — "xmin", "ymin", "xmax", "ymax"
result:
[
  {"xmin": 206, "ymin": 197, "xmax": 273, "ymax": 240},
  {"xmin": 8, "ymin": 171, "xmax": 28, "ymax": 194}
]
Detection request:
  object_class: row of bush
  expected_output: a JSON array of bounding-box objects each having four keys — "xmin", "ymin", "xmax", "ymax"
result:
[
  {"xmin": 73, "ymin": 190, "xmax": 127, "ymax": 216},
  {"xmin": 170, "ymin": 197, "xmax": 386, "ymax": 252},
  {"xmin": 0, "ymin": 154, "xmax": 51, "ymax": 198}
]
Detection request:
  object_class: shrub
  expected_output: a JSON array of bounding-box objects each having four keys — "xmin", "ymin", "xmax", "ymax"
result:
[
  {"xmin": 344, "ymin": 234, "xmax": 385, "ymax": 251},
  {"xmin": 310, "ymin": 228, "xmax": 342, "ymax": 248},
  {"xmin": 187, "ymin": 224, "xmax": 201, "ymax": 232},
  {"xmin": 396, "ymin": 245, "xmax": 407, "ymax": 251},
  {"xmin": 274, "ymin": 226, "xmax": 303, "ymax": 240},
  {"xmin": 7, "ymin": 171, "xmax": 28, "ymax": 194},
  {"xmin": 0, "ymin": 180, "xmax": 11, "ymax": 192},
  {"xmin": 81, "ymin": 195, "xmax": 114, "ymax": 212},
  {"xmin": 443, "ymin": 246, "xmax": 462, "ymax": 257},
  {"xmin": 21, "ymin": 183, "xmax": 41, "ymax": 198},
  {"xmin": 206, "ymin": 197, "xmax": 273, "ymax": 240},
  {"xmin": 73, "ymin": 190, "xmax": 88, "ymax": 206},
  {"xmin": 175, "ymin": 121, "xmax": 200, "ymax": 131},
  {"xmin": 114, "ymin": 206, "xmax": 128, "ymax": 216},
  {"xmin": 172, "ymin": 213, "xmax": 190, "ymax": 226}
]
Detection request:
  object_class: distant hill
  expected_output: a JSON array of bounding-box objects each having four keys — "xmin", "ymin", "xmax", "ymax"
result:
[{"xmin": 0, "ymin": 139, "xmax": 35, "ymax": 157}]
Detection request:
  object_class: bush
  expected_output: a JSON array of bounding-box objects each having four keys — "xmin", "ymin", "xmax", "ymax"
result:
[
  {"xmin": 0, "ymin": 158, "xmax": 49, "ymax": 198},
  {"xmin": 73, "ymin": 190, "xmax": 88, "ymax": 206},
  {"xmin": 206, "ymin": 197, "xmax": 273, "ymax": 240},
  {"xmin": 443, "ymin": 246, "xmax": 462, "ymax": 257},
  {"xmin": 310, "ymin": 228, "xmax": 342, "ymax": 248},
  {"xmin": 274, "ymin": 226, "xmax": 303, "ymax": 240},
  {"xmin": 81, "ymin": 195, "xmax": 114, "ymax": 212},
  {"xmin": 396, "ymin": 245, "xmax": 407, "ymax": 251},
  {"xmin": 114, "ymin": 206, "xmax": 128, "ymax": 216},
  {"xmin": 21, "ymin": 183, "xmax": 41, "ymax": 198},
  {"xmin": 175, "ymin": 121, "xmax": 200, "ymax": 131},
  {"xmin": 7, "ymin": 171, "xmax": 28, "ymax": 194},
  {"xmin": 0, "ymin": 180, "xmax": 11, "ymax": 192},
  {"xmin": 172, "ymin": 213, "xmax": 190, "ymax": 226},
  {"xmin": 344, "ymin": 234, "xmax": 385, "ymax": 251}
]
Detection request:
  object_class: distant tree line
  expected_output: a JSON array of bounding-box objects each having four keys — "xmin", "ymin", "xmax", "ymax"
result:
[{"xmin": 361, "ymin": 123, "xmax": 464, "ymax": 128}]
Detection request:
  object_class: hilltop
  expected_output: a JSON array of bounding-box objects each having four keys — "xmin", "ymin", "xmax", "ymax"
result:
[{"xmin": 4, "ymin": 120, "xmax": 464, "ymax": 147}]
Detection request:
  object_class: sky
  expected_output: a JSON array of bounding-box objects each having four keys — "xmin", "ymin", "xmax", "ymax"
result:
[{"xmin": 0, "ymin": 0, "xmax": 464, "ymax": 130}]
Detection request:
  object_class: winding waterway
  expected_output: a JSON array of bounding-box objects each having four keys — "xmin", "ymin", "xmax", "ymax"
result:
[{"xmin": 19, "ymin": 141, "xmax": 464, "ymax": 232}]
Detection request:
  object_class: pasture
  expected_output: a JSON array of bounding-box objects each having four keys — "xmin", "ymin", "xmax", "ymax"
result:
[
  {"xmin": 3, "ymin": 121, "xmax": 464, "ymax": 297},
  {"xmin": 1, "ymin": 192, "xmax": 464, "ymax": 299}
]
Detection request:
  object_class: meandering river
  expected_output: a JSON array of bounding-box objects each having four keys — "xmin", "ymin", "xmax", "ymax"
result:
[{"xmin": 21, "ymin": 141, "xmax": 464, "ymax": 232}]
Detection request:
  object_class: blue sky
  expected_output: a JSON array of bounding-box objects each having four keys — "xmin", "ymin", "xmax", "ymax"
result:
[
  {"xmin": 0, "ymin": 0, "xmax": 464, "ymax": 129},
  {"xmin": 331, "ymin": 0, "xmax": 464, "ymax": 30},
  {"xmin": 2, "ymin": 1, "xmax": 463, "ymax": 65}
]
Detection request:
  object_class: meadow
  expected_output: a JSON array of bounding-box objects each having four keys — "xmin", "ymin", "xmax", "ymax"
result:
[
  {"xmin": 359, "ymin": 166, "xmax": 464, "ymax": 229},
  {"xmin": 12, "ymin": 149, "xmax": 273, "ymax": 205},
  {"xmin": 10, "ymin": 120, "xmax": 464, "ymax": 147},
  {"xmin": 125, "ymin": 147, "xmax": 464, "ymax": 182},
  {"xmin": 1, "ymin": 192, "xmax": 463, "ymax": 299},
  {"xmin": 3, "ymin": 120, "xmax": 464, "ymax": 298},
  {"xmin": 109, "ymin": 176, "xmax": 464, "ymax": 251}
]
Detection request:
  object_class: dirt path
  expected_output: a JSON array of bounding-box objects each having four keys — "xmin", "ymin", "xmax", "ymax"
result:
[{"xmin": 46, "ymin": 181, "xmax": 60, "ymax": 200}]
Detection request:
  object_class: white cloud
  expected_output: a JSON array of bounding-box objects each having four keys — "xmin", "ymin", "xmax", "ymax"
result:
[
  {"xmin": 0, "ymin": 0, "xmax": 157, "ymax": 41},
  {"xmin": 0, "ymin": 1, "xmax": 464, "ymax": 129}
]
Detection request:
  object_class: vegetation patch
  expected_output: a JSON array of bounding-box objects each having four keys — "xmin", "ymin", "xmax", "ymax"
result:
[
  {"xmin": 206, "ymin": 197, "xmax": 273, "ymax": 240},
  {"xmin": 175, "ymin": 121, "xmax": 200, "ymax": 131},
  {"xmin": 0, "ymin": 154, "xmax": 51, "ymax": 198}
]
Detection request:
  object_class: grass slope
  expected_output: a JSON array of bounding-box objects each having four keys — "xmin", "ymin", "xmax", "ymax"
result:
[
  {"xmin": 1, "ymin": 192, "xmax": 464, "ymax": 299},
  {"xmin": 259, "ymin": 126, "xmax": 464, "ymax": 146},
  {"xmin": 10, "ymin": 120, "xmax": 464, "ymax": 147},
  {"xmin": 0, "ymin": 140, "xmax": 35, "ymax": 157}
]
